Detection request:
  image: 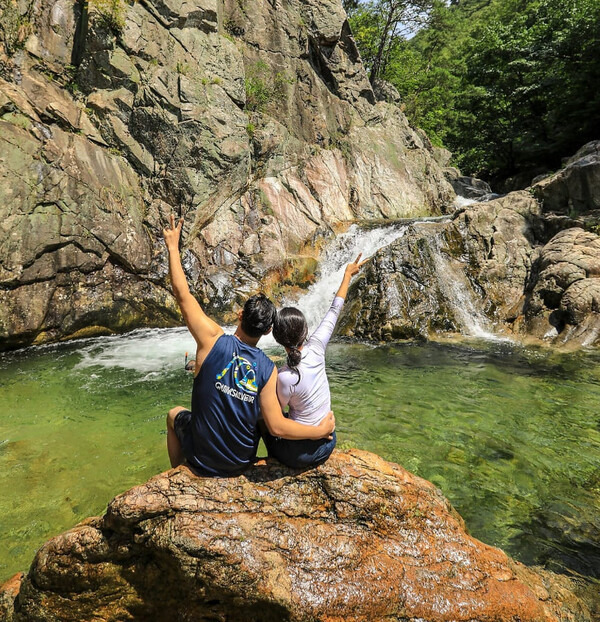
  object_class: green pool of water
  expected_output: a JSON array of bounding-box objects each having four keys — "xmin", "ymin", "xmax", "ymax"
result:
[{"xmin": 1, "ymin": 329, "xmax": 599, "ymax": 586}]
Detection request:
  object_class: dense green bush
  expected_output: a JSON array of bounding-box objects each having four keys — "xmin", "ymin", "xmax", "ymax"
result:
[{"xmin": 244, "ymin": 60, "xmax": 294, "ymax": 113}]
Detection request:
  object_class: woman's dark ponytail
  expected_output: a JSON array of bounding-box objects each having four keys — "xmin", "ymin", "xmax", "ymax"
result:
[
  {"xmin": 287, "ymin": 345, "xmax": 302, "ymax": 368},
  {"xmin": 273, "ymin": 307, "xmax": 308, "ymax": 384}
]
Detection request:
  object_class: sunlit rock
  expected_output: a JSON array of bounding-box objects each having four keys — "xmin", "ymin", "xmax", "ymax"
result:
[
  {"xmin": 533, "ymin": 141, "xmax": 600, "ymax": 217},
  {"xmin": 0, "ymin": 0, "xmax": 454, "ymax": 350},
  {"xmin": 339, "ymin": 192, "xmax": 541, "ymax": 341},
  {"xmin": 339, "ymin": 187, "xmax": 600, "ymax": 347},
  {"xmin": 523, "ymin": 227, "xmax": 600, "ymax": 346},
  {"xmin": 0, "ymin": 450, "xmax": 593, "ymax": 621}
]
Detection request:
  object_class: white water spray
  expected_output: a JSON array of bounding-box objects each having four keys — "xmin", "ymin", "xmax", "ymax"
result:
[
  {"xmin": 287, "ymin": 223, "xmax": 409, "ymax": 331},
  {"xmin": 428, "ymin": 235, "xmax": 504, "ymax": 341},
  {"xmin": 74, "ymin": 217, "xmax": 506, "ymax": 372},
  {"xmin": 76, "ymin": 327, "xmax": 197, "ymax": 373},
  {"xmin": 453, "ymin": 195, "xmax": 478, "ymax": 209}
]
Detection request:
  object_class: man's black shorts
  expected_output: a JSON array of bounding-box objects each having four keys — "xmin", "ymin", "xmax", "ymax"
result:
[
  {"xmin": 172, "ymin": 409, "xmax": 250, "ymax": 477},
  {"xmin": 174, "ymin": 409, "xmax": 193, "ymax": 448}
]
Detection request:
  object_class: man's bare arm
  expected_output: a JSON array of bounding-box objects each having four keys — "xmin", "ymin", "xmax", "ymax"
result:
[
  {"xmin": 163, "ymin": 215, "xmax": 223, "ymax": 350},
  {"xmin": 260, "ymin": 369, "xmax": 335, "ymax": 440}
]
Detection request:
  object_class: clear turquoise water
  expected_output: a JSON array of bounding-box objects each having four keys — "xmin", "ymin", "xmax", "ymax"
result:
[{"xmin": 1, "ymin": 329, "xmax": 599, "ymax": 586}]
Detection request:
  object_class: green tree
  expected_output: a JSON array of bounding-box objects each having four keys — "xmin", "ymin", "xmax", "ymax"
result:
[
  {"xmin": 385, "ymin": 0, "xmax": 464, "ymax": 146},
  {"xmin": 347, "ymin": 0, "xmax": 435, "ymax": 83},
  {"xmin": 451, "ymin": 0, "xmax": 600, "ymax": 178},
  {"xmin": 349, "ymin": 0, "xmax": 600, "ymax": 181}
]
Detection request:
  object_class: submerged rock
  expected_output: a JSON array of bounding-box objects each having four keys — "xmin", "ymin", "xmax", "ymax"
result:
[{"xmin": 0, "ymin": 450, "xmax": 593, "ymax": 621}]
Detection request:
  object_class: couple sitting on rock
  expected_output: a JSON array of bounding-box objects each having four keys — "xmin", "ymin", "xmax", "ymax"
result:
[{"xmin": 164, "ymin": 215, "xmax": 365, "ymax": 476}]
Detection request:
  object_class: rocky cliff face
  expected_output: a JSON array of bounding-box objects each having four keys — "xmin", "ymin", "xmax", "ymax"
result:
[
  {"xmin": 0, "ymin": 449, "xmax": 594, "ymax": 621},
  {"xmin": 0, "ymin": 0, "xmax": 454, "ymax": 350},
  {"xmin": 340, "ymin": 144, "xmax": 600, "ymax": 348}
]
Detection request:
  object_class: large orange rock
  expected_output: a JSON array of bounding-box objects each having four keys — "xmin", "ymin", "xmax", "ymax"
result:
[{"xmin": 0, "ymin": 450, "xmax": 593, "ymax": 621}]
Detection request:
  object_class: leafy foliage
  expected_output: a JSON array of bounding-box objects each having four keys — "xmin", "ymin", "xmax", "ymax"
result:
[
  {"xmin": 89, "ymin": 0, "xmax": 127, "ymax": 33},
  {"xmin": 0, "ymin": 1, "xmax": 32, "ymax": 55},
  {"xmin": 346, "ymin": 0, "xmax": 434, "ymax": 82},
  {"xmin": 348, "ymin": 0, "xmax": 600, "ymax": 182}
]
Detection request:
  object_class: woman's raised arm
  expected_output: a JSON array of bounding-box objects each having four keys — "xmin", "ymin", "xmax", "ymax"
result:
[{"xmin": 311, "ymin": 253, "xmax": 368, "ymax": 349}]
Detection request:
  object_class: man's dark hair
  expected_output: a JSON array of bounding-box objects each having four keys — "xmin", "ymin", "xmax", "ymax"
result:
[{"xmin": 241, "ymin": 294, "xmax": 277, "ymax": 338}]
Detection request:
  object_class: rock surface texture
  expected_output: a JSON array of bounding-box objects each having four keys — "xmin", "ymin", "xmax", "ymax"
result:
[
  {"xmin": 0, "ymin": 449, "xmax": 593, "ymax": 621},
  {"xmin": 533, "ymin": 141, "xmax": 600, "ymax": 218},
  {"xmin": 523, "ymin": 227, "xmax": 600, "ymax": 345},
  {"xmin": 339, "ymin": 192, "xmax": 543, "ymax": 341},
  {"xmin": 340, "ymin": 145, "xmax": 600, "ymax": 347},
  {"xmin": 0, "ymin": 0, "xmax": 454, "ymax": 350}
]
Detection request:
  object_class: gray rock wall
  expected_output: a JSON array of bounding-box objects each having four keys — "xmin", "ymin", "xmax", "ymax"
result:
[
  {"xmin": 0, "ymin": 0, "xmax": 454, "ymax": 349},
  {"xmin": 339, "ymin": 182, "xmax": 600, "ymax": 348}
]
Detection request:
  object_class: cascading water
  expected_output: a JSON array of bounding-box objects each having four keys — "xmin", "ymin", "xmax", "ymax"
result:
[
  {"xmin": 76, "ymin": 327, "xmax": 194, "ymax": 374},
  {"xmin": 73, "ymin": 215, "xmax": 505, "ymax": 375},
  {"xmin": 285, "ymin": 223, "xmax": 409, "ymax": 331},
  {"xmin": 284, "ymin": 218, "xmax": 506, "ymax": 342},
  {"xmin": 427, "ymin": 233, "xmax": 505, "ymax": 341},
  {"xmin": 2, "ymin": 225, "xmax": 600, "ymax": 589},
  {"xmin": 74, "ymin": 223, "xmax": 414, "ymax": 371},
  {"xmin": 453, "ymin": 195, "xmax": 478, "ymax": 209}
]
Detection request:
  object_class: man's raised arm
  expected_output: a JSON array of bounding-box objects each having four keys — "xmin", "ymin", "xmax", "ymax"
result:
[
  {"xmin": 163, "ymin": 215, "xmax": 223, "ymax": 349},
  {"xmin": 259, "ymin": 369, "xmax": 335, "ymax": 440}
]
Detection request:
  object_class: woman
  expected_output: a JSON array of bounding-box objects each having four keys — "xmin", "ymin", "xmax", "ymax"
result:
[{"xmin": 264, "ymin": 254, "xmax": 366, "ymax": 468}]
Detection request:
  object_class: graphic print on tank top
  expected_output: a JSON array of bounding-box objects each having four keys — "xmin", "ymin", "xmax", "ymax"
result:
[{"xmin": 215, "ymin": 351, "xmax": 259, "ymax": 403}]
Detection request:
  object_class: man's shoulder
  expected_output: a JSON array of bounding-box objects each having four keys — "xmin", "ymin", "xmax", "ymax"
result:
[{"xmin": 256, "ymin": 349, "xmax": 276, "ymax": 377}]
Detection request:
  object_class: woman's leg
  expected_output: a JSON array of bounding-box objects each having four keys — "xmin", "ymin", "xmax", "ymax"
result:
[{"xmin": 263, "ymin": 431, "xmax": 337, "ymax": 468}]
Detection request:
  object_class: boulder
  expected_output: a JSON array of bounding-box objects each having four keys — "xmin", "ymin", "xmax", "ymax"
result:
[
  {"xmin": 532, "ymin": 141, "xmax": 600, "ymax": 217},
  {"xmin": 338, "ymin": 192, "xmax": 600, "ymax": 347},
  {"xmin": 453, "ymin": 191, "xmax": 544, "ymax": 325},
  {"xmin": 523, "ymin": 227, "xmax": 600, "ymax": 346},
  {"xmin": 0, "ymin": 450, "xmax": 593, "ymax": 621},
  {"xmin": 443, "ymin": 167, "xmax": 494, "ymax": 200},
  {"xmin": 339, "ymin": 192, "xmax": 542, "ymax": 341},
  {"xmin": 337, "ymin": 221, "xmax": 473, "ymax": 341}
]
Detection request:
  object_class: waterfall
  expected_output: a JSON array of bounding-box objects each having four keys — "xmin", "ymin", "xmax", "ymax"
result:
[
  {"xmin": 75, "ymin": 216, "xmax": 504, "ymax": 373},
  {"xmin": 286, "ymin": 219, "xmax": 505, "ymax": 342},
  {"xmin": 453, "ymin": 195, "xmax": 477, "ymax": 209},
  {"xmin": 284, "ymin": 223, "xmax": 408, "ymax": 331},
  {"xmin": 76, "ymin": 327, "xmax": 195, "ymax": 373},
  {"xmin": 428, "ymin": 234, "xmax": 502, "ymax": 341}
]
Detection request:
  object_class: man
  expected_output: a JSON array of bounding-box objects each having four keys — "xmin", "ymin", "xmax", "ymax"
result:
[{"xmin": 164, "ymin": 215, "xmax": 335, "ymax": 476}]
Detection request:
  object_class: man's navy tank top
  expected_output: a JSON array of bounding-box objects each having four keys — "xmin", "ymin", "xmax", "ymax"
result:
[{"xmin": 187, "ymin": 334, "xmax": 274, "ymax": 476}]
